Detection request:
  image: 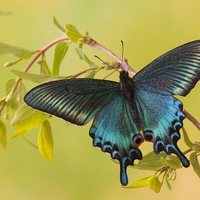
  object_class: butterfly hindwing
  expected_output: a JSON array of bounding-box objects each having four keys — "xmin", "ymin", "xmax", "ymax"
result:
[
  {"xmin": 24, "ymin": 78, "xmax": 120, "ymax": 125},
  {"xmin": 89, "ymin": 95, "xmax": 143, "ymax": 186},
  {"xmin": 134, "ymin": 90, "xmax": 190, "ymax": 167},
  {"xmin": 25, "ymin": 77, "xmax": 144, "ymax": 186}
]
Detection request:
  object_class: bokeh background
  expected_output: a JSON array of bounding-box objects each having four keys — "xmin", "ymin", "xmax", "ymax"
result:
[{"xmin": 1, "ymin": 0, "xmax": 200, "ymax": 199}]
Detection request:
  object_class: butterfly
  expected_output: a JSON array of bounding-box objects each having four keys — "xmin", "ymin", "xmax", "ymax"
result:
[{"xmin": 24, "ymin": 40, "xmax": 200, "ymax": 186}]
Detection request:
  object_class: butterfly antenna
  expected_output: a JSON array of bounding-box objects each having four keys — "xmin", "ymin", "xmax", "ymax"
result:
[
  {"xmin": 94, "ymin": 55, "xmax": 119, "ymax": 79},
  {"xmin": 94, "ymin": 55, "xmax": 110, "ymax": 65},
  {"xmin": 121, "ymin": 40, "xmax": 125, "ymax": 61}
]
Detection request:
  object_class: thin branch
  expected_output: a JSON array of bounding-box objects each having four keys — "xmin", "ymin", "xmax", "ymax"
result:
[
  {"xmin": 3, "ymin": 34, "xmax": 200, "ymax": 133},
  {"xmin": 85, "ymin": 37, "xmax": 137, "ymax": 75},
  {"xmin": 4, "ymin": 37, "xmax": 69, "ymax": 107},
  {"xmin": 23, "ymin": 36, "xmax": 69, "ymax": 72},
  {"xmin": 184, "ymin": 109, "xmax": 200, "ymax": 130}
]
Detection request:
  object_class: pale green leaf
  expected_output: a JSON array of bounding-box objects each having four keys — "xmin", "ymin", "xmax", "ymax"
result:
[
  {"xmin": 5, "ymin": 79, "xmax": 20, "ymax": 116},
  {"xmin": 0, "ymin": 120, "xmax": 6, "ymax": 148},
  {"xmin": 125, "ymin": 176, "xmax": 149, "ymax": 188},
  {"xmin": 5, "ymin": 79, "xmax": 15, "ymax": 94},
  {"xmin": 182, "ymin": 127, "xmax": 194, "ymax": 148},
  {"xmin": 10, "ymin": 69, "xmax": 69, "ymax": 83},
  {"xmin": 84, "ymin": 69, "xmax": 99, "ymax": 78},
  {"xmin": 5, "ymin": 79, "xmax": 27, "ymax": 117},
  {"xmin": 0, "ymin": 42, "xmax": 33, "ymax": 59},
  {"xmin": 0, "ymin": 96, "xmax": 6, "ymax": 107},
  {"xmin": 192, "ymin": 142, "xmax": 200, "ymax": 152},
  {"xmin": 75, "ymin": 48, "xmax": 97, "ymax": 67},
  {"xmin": 52, "ymin": 15, "xmax": 66, "ymax": 35},
  {"xmin": 190, "ymin": 152, "xmax": 200, "ymax": 178},
  {"xmin": 160, "ymin": 155, "xmax": 182, "ymax": 169},
  {"xmin": 66, "ymin": 24, "xmax": 83, "ymax": 42},
  {"xmin": 38, "ymin": 120, "xmax": 53, "ymax": 162},
  {"xmin": 132, "ymin": 151, "xmax": 166, "ymax": 171},
  {"xmin": 52, "ymin": 42, "xmax": 69, "ymax": 75},
  {"xmin": 11, "ymin": 104, "xmax": 49, "ymax": 130},
  {"xmin": 164, "ymin": 175, "xmax": 171, "ymax": 190},
  {"xmin": 147, "ymin": 175, "xmax": 161, "ymax": 193},
  {"xmin": 38, "ymin": 59, "xmax": 51, "ymax": 75}
]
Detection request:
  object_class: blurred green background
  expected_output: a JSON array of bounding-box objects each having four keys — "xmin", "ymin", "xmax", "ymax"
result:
[{"xmin": 1, "ymin": 0, "xmax": 200, "ymax": 199}]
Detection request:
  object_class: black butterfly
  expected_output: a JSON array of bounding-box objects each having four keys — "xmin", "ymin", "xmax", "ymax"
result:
[{"xmin": 24, "ymin": 40, "xmax": 200, "ymax": 185}]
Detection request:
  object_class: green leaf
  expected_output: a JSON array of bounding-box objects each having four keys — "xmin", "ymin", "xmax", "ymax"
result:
[
  {"xmin": 0, "ymin": 120, "xmax": 6, "ymax": 148},
  {"xmin": 0, "ymin": 96, "xmax": 6, "ymax": 107},
  {"xmin": 10, "ymin": 104, "xmax": 49, "ymax": 135},
  {"xmin": 52, "ymin": 42, "xmax": 69, "ymax": 75},
  {"xmin": 0, "ymin": 42, "xmax": 33, "ymax": 59},
  {"xmin": 5, "ymin": 79, "xmax": 15, "ymax": 94},
  {"xmin": 10, "ymin": 69, "xmax": 69, "ymax": 84},
  {"xmin": 66, "ymin": 24, "xmax": 83, "ymax": 42},
  {"xmin": 52, "ymin": 15, "xmax": 66, "ymax": 35},
  {"xmin": 38, "ymin": 59, "xmax": 51, "ymax": 75},
  {"xmin": 5, "ymin": 79, "xmax": 26, "ymax": 117},
  {"xmin": 5, "ymin": 79, "xmax": 19, "ymax": 116},
  {"xmin": 192, "ymin": 142, "xmax": 200, "ymax": 152},
  {"xmin": 38, "ymin": 120, "xmax": 53, "ymax": 162},
  {"xmin": 160, "ymin": 155, "xmax": 182, "ymax": 169},
  {"xmin": 164, "ymin": 175, "xmax": 171, "ymax": 190},
  {"xmin": 84, "ymin": 69, "xmax": 99, "ymax": 78},
  {"xmin": 182, "ymin": 127, "xmax": 194, "ymax": 148},
  {"xmin": 125, "ymin": 176, "xmax": 149, "ymax": 188},
  {"xmin": 147, "ymin": 175, "xmax": 161, "ymax": 193},
  {"xmin": 190, "ymin": 152, "xmax": 200, "ymax": 178},
  {"xmin": 132, "ymin": 151, "xmax": 167, "ymax": 171},
  {"xmin": 75, "ymin": 48, "xmax": 97, "ymax": 67}
]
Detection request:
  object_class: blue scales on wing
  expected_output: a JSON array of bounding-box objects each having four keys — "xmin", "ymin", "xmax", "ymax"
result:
[
  {"xmin": 90, "ymin": 95, "xmax": 143, "ymax": 186},
  {"xmin": 132, "ymin": 40, "xmax": 200, "ymax": 167},
  {"xmin": 24, "ymin": 77, "xmax": 143, "ymax": 186},
  {"xmin": 24, "ymin": 40, "xmax": 200, "ymax": 186},
  {"xmin": 134, "ymin": 90, "xmax": 189, "ymax": 167},
  {"xmin": 133, "ymin": 40, "xmax": 200, "ymax": 96},
  {"xmin": 24, "ymin": 78, "xmax": 120, "ymax": 125}
]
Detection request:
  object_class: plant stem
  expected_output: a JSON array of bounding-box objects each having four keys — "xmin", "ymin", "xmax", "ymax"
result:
[
  {"xmin": 85, "ymin": 37, "xmax": 137, "ymax": 75},
  {"xmin": 184, "ymin": 109, "xmax": 200, "ymax": 130}
]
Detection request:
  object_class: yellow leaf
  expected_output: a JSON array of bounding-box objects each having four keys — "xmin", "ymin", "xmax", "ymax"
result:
[
  {"xmin": 9, "ymin": 129, "xmax": 29, "ymax": 139},
  {"xmin": 125, "ymin": 176, "xmax": 149, "ymax": 188},
  {"xmin": 11, "ymin": 104, "xmax": 49, "ymax": 129},
  {"xmin": 147, "ymin": 175, "xmax": 161, "ymax": 193},
  {"xmin": 38, "ymin": 120, "xmax": 53, "ymax": 162},
  {"xmin": 0, "ymin": 120, "xmax": 6, "ymax": 148}
]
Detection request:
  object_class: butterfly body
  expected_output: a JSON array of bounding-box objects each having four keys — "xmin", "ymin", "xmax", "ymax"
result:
[{"xmin": 24, "ymin": 40, "xmax": 200, "ymax": 186}]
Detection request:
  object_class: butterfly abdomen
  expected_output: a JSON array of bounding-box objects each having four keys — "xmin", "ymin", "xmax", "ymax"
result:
[{"xmin": 119, "ymin": 71, "xmax": 141, "ymax": 129}]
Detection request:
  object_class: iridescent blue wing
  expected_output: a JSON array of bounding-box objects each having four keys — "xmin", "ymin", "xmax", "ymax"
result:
[
  {"xmin": 134, "ymin": 90, "xmax": 189, "ymax": 167},
  {"xmin": 90, "ymin": 95, "xmax": 143, "ymax": 186},
  {"xmin": 24, "ymin": 78, "xmax": 120, "ymax": 125},
  {"xmin": 133, "ymin": 40, "xmax": 200, "ymax": 96},
  {"xmin": 132, "ymin": 40, "xmax": 200, "ymax": 167},
  {"xmin": 24, "ymin": 78, "xmax": 144, "ymax": 186}
]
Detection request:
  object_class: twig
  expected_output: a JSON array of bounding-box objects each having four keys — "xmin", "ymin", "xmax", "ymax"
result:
[
  {"xmin": 184, "ymin": 109, "xmax": 200, "ymax": 130},
  {"xmin": 23, "ymin": 36, "xmax": 69, "ymax": 72},
  {"xmin": 85, "ymin": 37, "xmax": 137, "ymax": 75}
]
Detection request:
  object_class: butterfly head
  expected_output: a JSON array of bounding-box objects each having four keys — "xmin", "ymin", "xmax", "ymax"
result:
[{"xmin": 119, "ymin": 70, "xmax": 130, "ymax": 80}]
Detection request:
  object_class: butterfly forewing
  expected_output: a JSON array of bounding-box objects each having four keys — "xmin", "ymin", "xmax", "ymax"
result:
[
  {"xmin": 133, "ymin": 40, "xmax": 200, "ymax": 96},
  {"xmin": 24, "ymin": 78, "xmax": 120, "ymax": 125}
]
